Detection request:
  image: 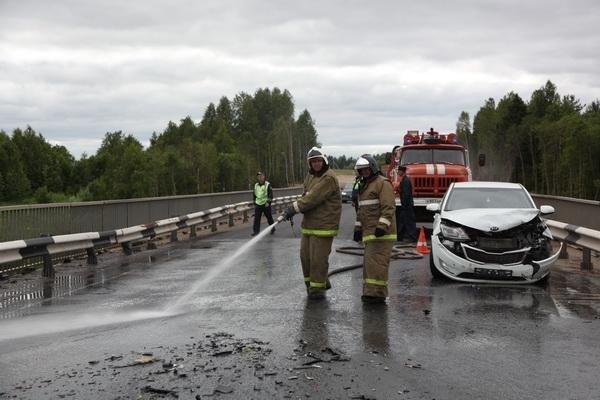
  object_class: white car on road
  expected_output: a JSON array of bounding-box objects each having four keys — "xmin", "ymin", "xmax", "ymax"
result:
[{"xmin": 426, "ymin": 181, "xmax": 562, "ymax": 284}]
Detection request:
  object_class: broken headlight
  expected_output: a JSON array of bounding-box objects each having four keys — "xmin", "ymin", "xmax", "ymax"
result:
[{"xmin": 440, "ymin": 222, "xmax": 470, "ymax": 241}]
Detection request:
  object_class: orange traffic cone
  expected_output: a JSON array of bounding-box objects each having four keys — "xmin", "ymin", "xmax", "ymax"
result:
[{"xmin": 415, "ymin": 226, "xmax": 429, "ymax": 254}]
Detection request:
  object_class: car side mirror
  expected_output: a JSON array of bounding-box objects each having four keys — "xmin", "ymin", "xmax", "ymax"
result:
[
  {"xmin": 539, "ymin": 205, "xmax": 555, "ymax": 215},
  {"xmin": 478, "ymin": 153, "xmax": 486, "ymax": 167},
  {"xmin": 426, "ymin": 203, "xmax": 440, "ymax": 212}
]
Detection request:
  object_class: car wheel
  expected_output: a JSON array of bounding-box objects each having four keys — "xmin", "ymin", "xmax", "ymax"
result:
[{"xmin": 429, "ymin": 251, "xmax": 446, "ymax": 280}]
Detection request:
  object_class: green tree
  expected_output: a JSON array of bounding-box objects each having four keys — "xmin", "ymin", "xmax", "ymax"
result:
[
  {"xmin": 86, "ymin": 131, "xmax": 150, "ymax": 200},
  {"xmin": 456, "ymin": 111, "xmax": 475, "ymax": 169},
  {"xmin": 294, "ymin": 110, "xmax": 318, "ymax": 180},
  {"xmin": 199, "ymin": 103, "xmax": 218, "ymax": 141},
  {"xmin": 0, "ymin": 131, "xmax": 30, "ymax": 201}
]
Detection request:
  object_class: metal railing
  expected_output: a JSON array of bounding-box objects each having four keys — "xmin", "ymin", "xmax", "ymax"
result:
[
  {"xmin": 0, "ymin": 190, "xmax": 597, "ymax": 273},
  {"xmin": 531, "ymin": 194, "xmax": 600, "ymax": 270},
  {"xmin": 0, "ymin": 187, "xmax": 302, "ymax": 242},
  {"xmin": 0, "ymin": 194, "xmax": 300, "ymax": 275},
  {"xmin": 531, "ymin": 194, "xmax": 600, "ymax": 231},
  {"xmin": 544, "ymin": 220, "xmax": 600, "ymax": 271}
]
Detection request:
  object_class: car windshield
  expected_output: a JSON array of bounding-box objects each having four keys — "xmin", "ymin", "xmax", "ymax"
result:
[
  {"xmin": 443, "ymin": 187, "xmax": 534, "ymax": 210},
  {"xmin": 400, "ymin": 148, "xmax": 465, "ymax": 165},
  {"xmin": 342, "ymin": 183, "xmax": 354, "ymax": 191}
]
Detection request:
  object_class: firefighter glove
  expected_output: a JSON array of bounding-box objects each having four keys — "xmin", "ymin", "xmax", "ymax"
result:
[
  {"xmin": 374, "ymin": 227, "xmax": 386, "ymax": 237},
  {"xmin": 283, "ymin": 206, "xmax": 296, "ymax": 221},
  {"xmin": 353, "ymin": 230, "xmax": 363, "ymax": 242}
]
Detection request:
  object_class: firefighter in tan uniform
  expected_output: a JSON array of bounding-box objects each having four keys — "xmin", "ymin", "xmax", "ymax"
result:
[
  {"xmin": 353, "ymin": 154, "xmax": 397, "ymax": 303},
  {"xmin": 282, "ymin": 147, "xmax": 342, "ymax": 300}
]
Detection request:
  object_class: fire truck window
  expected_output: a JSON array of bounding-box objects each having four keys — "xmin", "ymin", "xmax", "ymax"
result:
[
  {"xmin": 433, "ymin": 149, "xmax": 465, "ymax": 165},
  {"xmin": 400, "ymin": 149, "xmax": 432, "ymax": 164}
]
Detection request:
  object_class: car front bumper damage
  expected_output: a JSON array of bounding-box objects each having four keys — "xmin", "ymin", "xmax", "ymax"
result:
[{"xmin": 430, "ymin": 235, "xmax": 562, "ymax": 284}]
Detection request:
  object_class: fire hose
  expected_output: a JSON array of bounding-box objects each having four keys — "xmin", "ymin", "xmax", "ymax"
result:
[
  {"xmin": 329, "ymin": 244, "xmax": 424, "ymax": 277},
  {"xmin": 276, "ymin": 213, "xmax": 423, "ymax": 277}
]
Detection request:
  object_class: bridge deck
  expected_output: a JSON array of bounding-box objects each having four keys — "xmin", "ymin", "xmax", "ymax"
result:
[{"xmin": 1, "ymin": 205, "xmax": 599, "ymax": 399}]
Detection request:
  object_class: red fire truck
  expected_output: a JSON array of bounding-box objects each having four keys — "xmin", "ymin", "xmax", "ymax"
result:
[{"xmin": 387, "ymin": 128, "xmax": 472, "ymax": 219}]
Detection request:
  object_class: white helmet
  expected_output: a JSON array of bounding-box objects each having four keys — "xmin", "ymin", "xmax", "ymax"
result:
[
  {"xmin": 306, "ymin": 147, "xmax": 328, "ymax": 165},
  {"xmin": 354, "ymin": 154, "xmax": 379, "ymax": 174}
]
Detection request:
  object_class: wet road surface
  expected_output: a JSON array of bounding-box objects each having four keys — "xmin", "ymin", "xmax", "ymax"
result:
[{"xmin": 1, "ymin": 204, "xmax": 600, "ymax": 399}]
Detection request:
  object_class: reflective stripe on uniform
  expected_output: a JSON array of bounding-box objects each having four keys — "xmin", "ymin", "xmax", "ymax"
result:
[
  {"xmin": 293, "ymin": 201, "xmax": 300, "ymax": 213},
  {"xmin": 310, "ymin": 281, "xmax": 327, "ymax": 288},
  {"xmin": 301, "ymin": 228, "xmax": 338, "ymax": 237},
  {"xmin": 304, "ymin": 277, "xmax": 310, "ymax": 282},
  {"xmin": 254, "ymin": 182, "xmax": 269, "ymax": 205},
  {"xmin": 354, "ymin": 221, "xmax": 362, "ymax": 227},
  {"xmin": 363, "ymin": 234, "xmax": 397, "ymax": 242},
  {"xmin": 358, "ymin": 199, "xmax": 380, "ymax": 206},
  {"xmin": 364, "ymin": 278, "xmax": 387, "ymax": 286},
  {"xmin": 378, "ymin": 217, "xmax": 391, "ymax": 226}
]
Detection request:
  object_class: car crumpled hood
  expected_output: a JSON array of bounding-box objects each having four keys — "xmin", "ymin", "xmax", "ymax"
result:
[{"xmin": 442, "ymin": 208, "xmax": 540, "ymax": 232}]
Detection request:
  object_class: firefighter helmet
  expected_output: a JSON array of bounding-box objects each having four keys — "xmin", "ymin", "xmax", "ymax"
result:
[
  {"xmin": 307, "ymin": 147, "xmax": 328, "ymax": 165},
  {"xmin": 354, "ymin": 154, "xmax": 379, "ymax": 174}
]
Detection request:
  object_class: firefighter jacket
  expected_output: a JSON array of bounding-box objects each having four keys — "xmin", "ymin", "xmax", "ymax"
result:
[
  {"xmin": 292, "ymin": 168, "xmax": 342, "ymax": 237},
  {"xmin": 355, "ymin": 174, "xmax": 397, "ymax": 242}
]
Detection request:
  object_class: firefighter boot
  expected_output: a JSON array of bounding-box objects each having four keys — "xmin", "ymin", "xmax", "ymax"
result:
[
  {"xmin": 361, "ymin": 295, "xmax": 386, "ymax": 304},
  {"xmin": 308, "ymin": 290, "xmax": 326, "ymax": 300}
]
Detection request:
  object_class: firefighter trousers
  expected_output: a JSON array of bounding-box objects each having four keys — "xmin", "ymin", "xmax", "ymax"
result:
[
  {"xmin": 300, "ymin": 234, "xmax": 333, "ymax": 293},
  {"xmin": 363, "ymin": 239, "xmax": 395, "ymax": 298}
]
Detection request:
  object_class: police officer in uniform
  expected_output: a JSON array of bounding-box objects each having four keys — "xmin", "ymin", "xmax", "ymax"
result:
[{"xmin": 252, "ymin": 171, "xmax": 275, "ymax": 236}]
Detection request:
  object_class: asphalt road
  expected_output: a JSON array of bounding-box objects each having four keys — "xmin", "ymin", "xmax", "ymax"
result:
[{"xmin": 1, "ymin": 204, "xmax": 599, "ymax": 400}]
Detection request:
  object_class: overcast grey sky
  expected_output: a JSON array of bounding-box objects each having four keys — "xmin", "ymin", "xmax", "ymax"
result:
[{"xmin": 1, "ymin": 0, "xmax": 598, "ymax": 158}]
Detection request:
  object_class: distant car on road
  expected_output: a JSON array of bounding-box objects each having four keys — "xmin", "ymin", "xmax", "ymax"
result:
[
  {"xmin": 341, "ymin": 182, "xmax": 355, "ymax": 203},
  {"xmin": 426, "ymin": 181, "xmax": 561, "ymax": 284}
]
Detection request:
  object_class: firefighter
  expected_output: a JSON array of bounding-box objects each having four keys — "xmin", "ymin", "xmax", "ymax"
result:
[
  {"xmin": 252, "ymin": 171, "xmax": 275, "ymax": 236},
  {"xmin": 353, "ymin": 154, "xmax": 397, "ymax": 303},
  {"xmin": 282, "ymin": 147, "xmax": 342, "ymax": 299}
]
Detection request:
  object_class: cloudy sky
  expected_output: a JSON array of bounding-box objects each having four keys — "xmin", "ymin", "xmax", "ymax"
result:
[{"xmin": 1, "ymin": 0, "xmax": 598, "ymax": 159}]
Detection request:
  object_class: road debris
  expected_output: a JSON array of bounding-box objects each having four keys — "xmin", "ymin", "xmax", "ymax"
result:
[
  {"xmin": 141, "ymin": 385, "xmax": 178, "ymax": 397},
  {"xmin": 213, "ymin": 384, "xmax": 234, "ymax": 394}
]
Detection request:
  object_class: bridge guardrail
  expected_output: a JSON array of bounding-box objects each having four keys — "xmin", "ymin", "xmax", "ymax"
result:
[
  {"xmin": 0, "ymin": 187, "xmax": 303, "ymax": 242},
  {"xmin": 0, "ymin": 195, "xmax": 299, "ymax": 275},
  {"xmin": 532, "ymin": 194, "xmax": 600, "ymax": 231},
  {"xmin": 1, "ymin": 192, "xmax": 598, "ymax": 273},
  {"xmin": 545, "ymin": 219, "xmax": 600, "ymax": 271},
  {"xmin": 531, "ymin": 194, "xmax": 599, "ymax": 270}
]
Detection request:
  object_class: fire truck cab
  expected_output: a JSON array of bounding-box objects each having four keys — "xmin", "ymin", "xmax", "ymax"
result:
[{"xmin": 387, "ymin": 128, "xmax": 471, "ymax": 219}]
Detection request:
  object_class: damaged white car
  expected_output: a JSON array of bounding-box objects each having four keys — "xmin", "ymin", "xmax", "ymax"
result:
[{"xmin": 426, "ymin": 181, "xmax": 562, "ymax": 284}]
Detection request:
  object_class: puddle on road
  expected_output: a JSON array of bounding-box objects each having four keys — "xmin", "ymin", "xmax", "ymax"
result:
[
  {"xmin": 0, "ymin": 240, "xmax": 217, "ymax": 320},
  {"xmin": 0, "ymin": 308, "xmax": 176, "ymax": 341},
  {"xmin": 0, "ymin": 264, "xmax": 133, "ymax": 319},
  {"xmin": 0, "ymin": 263, "xmax": 179, "ymax": 341},
  {"xmin": 547, "ymin": 269, "xmax": 600, "ymax": 319}
]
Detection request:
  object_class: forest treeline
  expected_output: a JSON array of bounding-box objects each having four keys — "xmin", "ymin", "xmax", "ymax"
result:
[
  {"xmin": 458, "ymin": 80, "xmax": 600, "ymax": 200},
  {"xmin": 0, "ymin": 87, "xmax": 319, "ymax": 204},
  {"xmin": 1, "ymin": 82, "xmax": 599, "ymax": 205}
]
